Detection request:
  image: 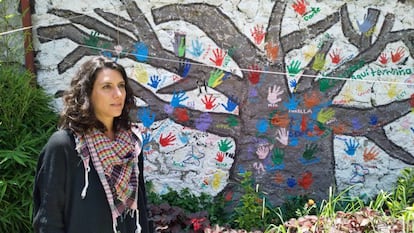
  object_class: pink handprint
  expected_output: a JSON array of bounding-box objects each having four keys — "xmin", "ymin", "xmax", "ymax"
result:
[
  {"xmin": 329, "ymin": 48, "xmax": 341, "ymax": 64},
  {"xmin": 250, "ymin": 24, "xmax": 266, "ymax": 45},
  {"xmin": 253, "ymin": 162, "xmax": 265, "ymax": 174},
  {"xmin": 159, "ymin": 132, "xmax": 176, "ymax": 147},
  {"xmin": 209, "ymin": 48, "xmax": 226, "ymax": 66},
  {"xmin": 391, "ymin": 47, "xmax": 405, "ymax": 63},
  {"xmin": 256, "ymin": 144, "xmax": 273, "ymax": 160},
  {"xmin": 267, "ymin": 85, "xmax": 283, "ymax": 107},
  {"xmin": 276, "ymin": 128, "xmax": 289, "ymax": 146},
  {"xmin": 292, "ymin": 0, "xmax": 308, "ymax": 16},
  {"xmin": 201, "ymin": 94, "xmax": 217, "ymax": 110},
  {"xmin": 378, "ymin": 52, "xmax": 388, "ymax": 65}
]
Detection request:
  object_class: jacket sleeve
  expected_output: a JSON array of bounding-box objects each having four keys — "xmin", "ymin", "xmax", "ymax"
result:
[{"xmin": 33, "ymin": 130, "xmax": 73, "ymax": 233}]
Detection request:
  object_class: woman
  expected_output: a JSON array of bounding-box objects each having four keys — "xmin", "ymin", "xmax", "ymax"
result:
[{"xmin": 33, "ymin": 56, "xmax": 152, "ymax": 233}]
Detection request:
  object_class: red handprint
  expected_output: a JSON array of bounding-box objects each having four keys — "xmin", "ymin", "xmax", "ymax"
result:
[
  {"xmin": 248, "ymin": 64, "xmax": 261, "ymax": 85},
  {"xmin": 174, "ymin": 107, "xmax": 189, "ymax": 122},
  {"xmin": 216, "ymin": 152, "xmax": 225, "ymax": 162},
  {"xmin": 391, "ymin": 47, "xmax": 405, "ymax": 63},
  {"xmin": 265, "ymin": 41, "xmax": 279, "ymax": 61},
  {"xmin": 209, "ymin": 48, "xmax": 226, "ymax": 66},
  {"xmin": 201, "ymin": 94, "xmax": 217, "ymax": 110},
  {"xmin": 250, "ymin": 24, "xmax": 266, "ymax": 45},
  {"xmin": 292, "ymin": 0, "xmax": 308, "ymax": 16},
  {"xmin": 410, "ymin": 93, "xmax": 414, "ymax": 108},
  {"xmin": 301, "ymin": 115, "xmax": 308, "ymax": 132},
  {"xmin": 298, "ymin": 171, "xmax": 313, "ymax": 190},
  {"xmin": 378, "ymin": 52, "xmax": 388, "ymax": 65},
  {"xmin": 329, "ymin": 48, "xmax": 341, "ymax": 64},
  {"xmin": 159, "ymin": 132, "xmax": 176, "ymax": 147}
]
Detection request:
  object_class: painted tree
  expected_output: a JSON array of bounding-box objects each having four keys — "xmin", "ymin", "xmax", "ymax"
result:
[{"xmin": 36, "ymin": 0, "xmax": 414, "ymax": 203}]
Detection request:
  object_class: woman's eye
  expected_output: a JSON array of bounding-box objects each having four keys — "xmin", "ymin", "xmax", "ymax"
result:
[
  {"xmin": 103, "ymin": 85, "xmax": 111, "ymax": 89},
  {"xmin": 119, "ymin": 83, "xmax": 126, "ymax": 89}
]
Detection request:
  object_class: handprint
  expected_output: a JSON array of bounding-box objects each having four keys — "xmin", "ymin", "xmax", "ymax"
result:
[
  {"xmin": 312, "ymin": 53, "xmax": 326, "ymax": 71},
  {"xmin": 289, "ymin": 79, "xmax": 298, "ymax": 90},
  {"xmin": 195, "ymin": 112, "xmax": 212, "ymax": 132},
  {"xmin": 271, "ymin": 113, "xmax": 290, "ymax": 128},
  {"xmin": 221, "ymin": 96, "xmax": 238, "ymax": 112},
  {"xmin": 298, "ymin": 171, "xmax": 313, "ymax": 190},
  {"xmin": 352, "ymin": 118, "xmax": 362, "ymax": 130},
  {"xmin": 344, "ymin": 138, "xmax": 360, "ymax": 156},
  {"xmin": 148, "ymin": 75, "xmax": 161, "ymax": 89},
  {"xmin": 218, "ymin": 139, "xmax": 233, "ymax": 152},
  {"xmin": 174, "ymin": 108, "xmax": 190, "ymax": 122},
  {"xmin": 208, "ymin": 69, "xmax": 225, "ymax": 88},
  {"xmin": 319, "ymin": 78, "xmax": 336, "ymax": 92},
  {"xmin": 271, "ymin": 148, "xmax": 285, "ymax": 165},
  {"xmin": 216, "ymin": 152, "xmax": 225, "ymax": 162},
  {"xmin": 159, "ymin": 132, "xmax": 176, "ymax": 147},
  {"xmin": 84, "ymin": 31, "xmax": 100, "ymax": 50},
  {"xmin": 292, "ymin": 0, "xmax": 308, "ymax": 16},
  {"xmin": 329, "ymin": 49, "xmax": 341, "ymax": 64},
  {"xmin": 177, "ymin": 59, "xmax": 191, "ymax": 78},
  {"xmin": 302, "ymin": 143, "xmax": 318, "ymax": 160},
  {"xmin": 287, "ymin": 60, "xmax": 302, "ymax": 77},
  {"xmin": 133, "ymin": 42, "xmax": 149, "ymax": 62},
  {"xmin": 265, "ymin": 41, "xmax": 279, "ymax": 61},
  {"xmin": 378, "ymin": 52, "xmax": 388, "ymax": 65},
  {"xmin": 391, "ymin": 47, "xmax": 405, "ymax": 63},
  {"xmin": 173, "ymin": 32, "xmax": 186, "ymax": 58},
  {"xmin": 248, "ymin": 64, "xmax": 261, "ymax": 85},
  {"xmin": 250, "ymin": 24, "xmax": 266, "ymax": 45},
  {"xmin": 209, "ymin": 48, "xmax": 226, "ymax": 66},
  {"xmin": 267, "ymin": 85, "xmax": 284, "ymax": 107},
  {"xmin": 178, "ymin": 132, "xmax": 189, "ymax": 144},
  {"xmin": 316, "ymin": 108, "xmax": 335, "ymax": 124},
  {"xmin": 142, "ymin": 132, "xmax": 152, "ymax": 147},
  {"xmin": 133, "ymin": 64, "xmax": 149, "ymax": 84},
  {"xmin": 256, "ymin": 118, "xmax": 269, "ymax": 134},
  {"xmin": 369, "ymin": 115, "xmax": 378, "ymax": 125},
  {"xmin": 137, "ymin": 107, "xmax": 156, "ymax": 128},
  {"xmin": 171, "ymin": 90, "xmax": 188, "ymax": 108},
  {"xmin": 276, "ymin": 128, "xmax": 289, "ymax": 146},
  {"xmin": 363, "ymin": 146, "xmax": 379, "ymax": 162},
  {"xmin": 201, "ymin": 94, "xmax": 217, "ymax": 110},
  {"xmin": 304, "ymin": 91, "xmax": 321, "ymax": 109},
  {"xmin": 357, "ymin": 14, "xmax": 375, "ymax": 33},
  {"xmin": 283, "ymin": 94, "xmax": 300, "ymax": 110},
  {"xmin": 256, "ymin": 144, "xmax": 273, "ymax": 160},
  {"xmin": 188, "ymin": 39, "xmax": 204, "ymax": 57}
]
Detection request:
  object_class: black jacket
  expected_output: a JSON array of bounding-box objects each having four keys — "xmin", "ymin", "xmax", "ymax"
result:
[{"xmin": 33, "ymin": 130, "xmax": 153, "ymax": 233}]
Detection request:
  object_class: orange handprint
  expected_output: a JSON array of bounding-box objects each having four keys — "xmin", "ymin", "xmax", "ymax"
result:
[
  {"xmin": 391, "ymin": 47, "xmax": 405, "ymax": 63},
  {"xmin": 270, "ymin": 113, "xmax": 290, "ymax": 128},
  {"xmin": 363, "ymin": 146, "xmax": 379, "ymax": 162},
  {"xmin": 265, "ymin": 41, "xmax": 279, "ymax": 62},
  {"xmin": 304, "ymin": 91, "xmax": 321, "ymax": 108}
]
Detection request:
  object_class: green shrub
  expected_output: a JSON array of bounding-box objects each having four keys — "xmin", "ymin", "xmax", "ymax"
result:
[{"xmin": 0, "ymin": 64, "xmax": 58, "ymax": 232}]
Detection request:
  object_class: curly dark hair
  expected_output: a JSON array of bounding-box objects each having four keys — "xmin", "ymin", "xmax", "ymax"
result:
[{"xmin": 58, "ymin": 56, "xmax": 135, "ymax": 134}]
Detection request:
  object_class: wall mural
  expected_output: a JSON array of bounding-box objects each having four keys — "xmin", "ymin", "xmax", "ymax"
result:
[{"xmin": 33, "ymin": 0, "xmax": 414, "ymax": 204}]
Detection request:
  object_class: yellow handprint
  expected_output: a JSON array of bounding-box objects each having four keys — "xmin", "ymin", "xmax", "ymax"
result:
[
  {"xmin": 303, "ymin": 45, "xmax": 317, "ymax": 61},
  {"xmin": 317, "ymin": 108, "xmax": 335, "ymax": 124},
  {"xmin": 133, "ymin": 64, "xmax": 149, "ymax": 84}
]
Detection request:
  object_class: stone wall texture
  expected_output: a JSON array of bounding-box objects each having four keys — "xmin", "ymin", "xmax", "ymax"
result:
[{"xmin": 32, "ymin": 0, "xmax": 414, "ymax": 204}]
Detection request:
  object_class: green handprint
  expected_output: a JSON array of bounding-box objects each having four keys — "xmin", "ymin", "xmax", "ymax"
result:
[
  {"xmin": 271, "ymin": 148, "xmax": 284, "ymax": 165},
  {"xmin": 317, "ymin": 108, "xmax": 335, "ymax": 124},
  {"xmin": 312, "ymin": 53, "xmax": 326, "ymax": 71},
  {"xmin": 227, "ymin": 115, "xmax": 239, "ymax": 127},
  {"xmin": 302, "ymin": 143, "xmax": 318, "ymax": 160},
  {"xmin": 84, "ymin": 31, "xmax": 100, "ymax": 52},
  {"xmin": 287, "ymin": 60, "xmax": 302, "ymax": 77},
  {"xmin": 218, "ymin": 139, "xmax": 233, "ymax": 152},
  {"xmin": 319, "ymin": 78, "xmax": 336, "ymax": 92},
  {"xmin": 208, "ymin": 69, "xmax": 225, "ymax": 88},
  {"xmin": 178, "ymin": 37, "xmax": 186, "ymax": 57}
]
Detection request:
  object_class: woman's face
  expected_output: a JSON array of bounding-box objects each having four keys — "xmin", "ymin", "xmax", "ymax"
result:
[{"xmin": 91, "ymin": 68, "xmax": 126, "ymax": 127}]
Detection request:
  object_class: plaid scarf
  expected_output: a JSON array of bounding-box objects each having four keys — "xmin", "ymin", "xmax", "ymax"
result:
[{"xmin": 76, "ymin": 128, "xmax": 139, "ymax": 221}]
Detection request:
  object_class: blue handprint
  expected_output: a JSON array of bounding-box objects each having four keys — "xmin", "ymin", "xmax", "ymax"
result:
[
  {"xmin": 352, "ymin": 118, "xmax": 362, "ymax": 130},
  {"xmin": 289, "ymin": 135, "xmax": 299, "ymax": 146},
  {"xmin": 357, "ymin": 14, "xmax": 375, "ymax": 33},
  {"xmin": 221, "ymin": 96, "xmax": 238, "ymax": 112},
  {"xmin": 137, "ymin": 107, "xmax": 156, "ymax": 128},
  {"xmin": 178, "ymin": 132, "xmax": 189, "ymax": 144},
  {"xmin": 289, "ymin": 79, "xmax": 298, "ymax": 89},
  {"xmin": 256, "ymin": 118, "xmax": 269, "ymax": 134},
  {"xmin": 141, "ymin": 132, "xmax": 152, "ymax": 146},
  {"xmin": 344, "ymin": 138, "xmax": 359, "ymax": 156},
  {"xmin": 283, "ymin": 94, "xmax": 300, "ymax": 110},
  {"xmin": 287, "ymin": 177, "xmax": 297, "ymax": 188},
  {"xmin": 148, "ymin": 75, "xmax": 161, "ymax": 89},
  {"xmin": 369, "ymin": 115, "xmax": 378, "ymax": 125},
  {"xmin": 187, "ymin": 39, "xmax": 204, "ymax": 57},
  {"xmin": 177, "ymin": 59, "xmax": 191, "ymax": 78},
  {"xmin": 133, "ymin": 42, "xmax": 148, "ymax": 62},
  {"xmin": 171, "ymin": 90, "xmax": 188, "ymax": 108}
]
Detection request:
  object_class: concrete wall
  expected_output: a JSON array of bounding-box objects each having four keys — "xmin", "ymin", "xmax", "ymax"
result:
[{"xmin": 32, "ymin": 0, "xmax": 414, "ymax": 204}]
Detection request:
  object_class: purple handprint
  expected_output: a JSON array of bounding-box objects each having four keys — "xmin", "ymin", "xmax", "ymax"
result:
[{"xmin": 195, "ymin": 113, "xmax": 212, "ymax": 131}]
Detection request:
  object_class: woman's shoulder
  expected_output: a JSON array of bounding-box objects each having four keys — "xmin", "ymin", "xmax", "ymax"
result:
[{"xmin": 45, "ymin": 129, "xmax": 75, "ymax": 149}]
